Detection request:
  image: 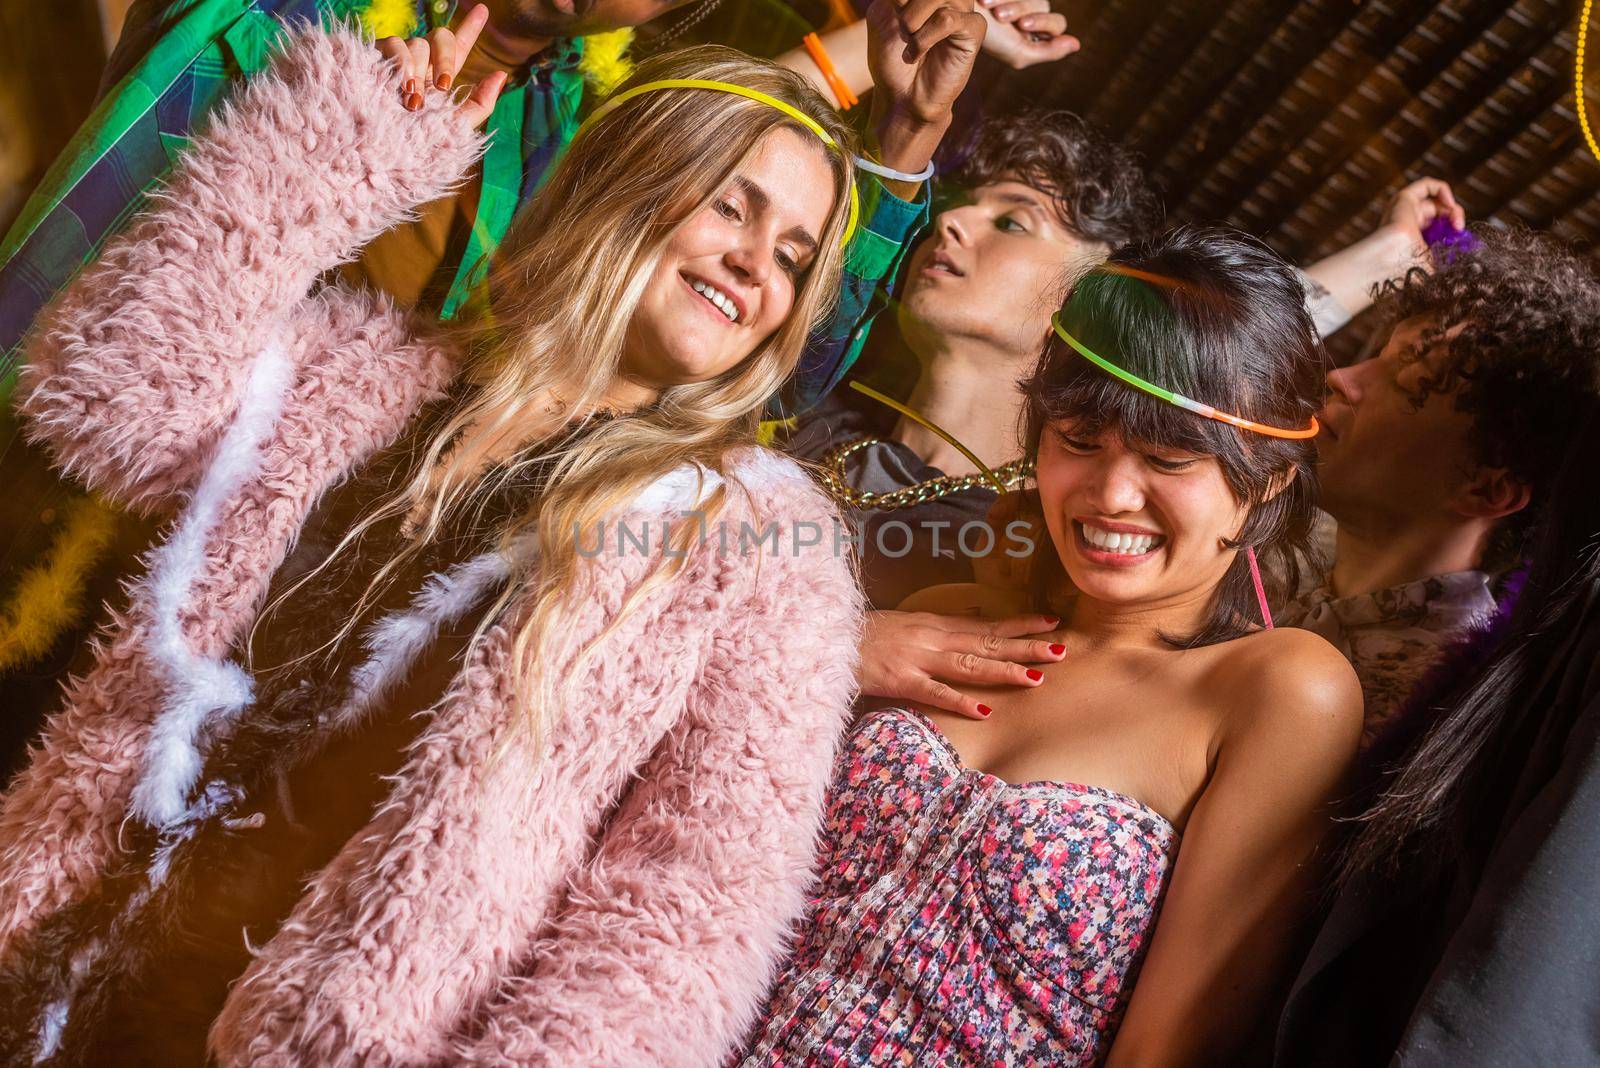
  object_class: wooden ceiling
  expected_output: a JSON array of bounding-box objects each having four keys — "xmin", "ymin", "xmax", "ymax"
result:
[{"xmin": 676, "ymin": 0, "xmax": 1594, "ymax": 358}]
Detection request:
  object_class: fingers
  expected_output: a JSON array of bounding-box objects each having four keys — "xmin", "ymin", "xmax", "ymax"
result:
[
  {"xmin": 1021, "ymin": 29, "xmax": 1078, "ymax": 61},
  {"xmin": 910, "ymin": 8, "xmax": 987, "ymax": 63},
  {"xmin": 427, "ymin": 28, "xmax": 456, "ymax": 91},
  {"xmin": 454, "ymin": 3, "xmax": 489, "ymax": 66},
  {"xmin": 381, "ymin": 3, "xmax": 494, "ymax": 118},
  {"xmin": 914, "ymin": 678, "xmax": 993, "ymax": 720},
  {"xmin": 1016, "ymin": 12, "xmax": 1068, "ymax": 34},
  {"xmin": 377, "ymin": 36, "xmax": 412, "ymax": 101},
  {"xmin": 460, "ymin": 69, "xmax": 507, "ymax": 128},
  {"xmin": 1396, "ymin": 177, "xmax": 1466, "ymax": 231},
  {"xmin": 936, "ymin": 648, "xmax": 1047, "ymax": 689},
  {"xmin": 990, "ymin": 0, "xmax": 1050, "ymax": 19},
  {"xmin": 404, "ymin": 36, "xmax": 429, "ymax": 109},
  {"xmin": 1428, "ymin": 179, "xmax": 1466, "ymax": 229},
  {"xmin": 914, "ymin": 611, "xmax": 1061, "ymax": 639},
  {"xmin": 899, "ymin": 0, "xmax": 983, "ymax": 61}
]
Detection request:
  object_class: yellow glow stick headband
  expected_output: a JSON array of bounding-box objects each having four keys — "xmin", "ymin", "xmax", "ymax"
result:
[
  {"xmin": 1050, "ymin": 313, "xmax": 1320, "ymax": 441},
  {"xmin": 575, "ymin": 78, "xmax": 861, "ymax": 248}
]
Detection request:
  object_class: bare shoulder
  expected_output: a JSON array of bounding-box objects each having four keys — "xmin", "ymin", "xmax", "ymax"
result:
[{"xmin": 1214, "ymin": 626, "xmax": 1364, "ymax": 762}]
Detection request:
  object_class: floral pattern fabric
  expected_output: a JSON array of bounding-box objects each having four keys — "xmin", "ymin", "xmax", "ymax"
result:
[
  {"xmin": 738, "ymin": 706, "xmax": 1178, "ymax": 1066},
  {"xmin": 1279, "ymin": 569, "xmax": 1498, "ymax": 745}
]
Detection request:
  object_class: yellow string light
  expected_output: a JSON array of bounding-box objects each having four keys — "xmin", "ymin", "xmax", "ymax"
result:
[{"xmin": 1578, "ymin": 0, "xmax": 1600, "ymax": 162}]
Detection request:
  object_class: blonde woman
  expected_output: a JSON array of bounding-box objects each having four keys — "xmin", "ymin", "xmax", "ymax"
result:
[{"xmin": 0, "ymin": 5, "xmax": 985, "ymax": 1065}]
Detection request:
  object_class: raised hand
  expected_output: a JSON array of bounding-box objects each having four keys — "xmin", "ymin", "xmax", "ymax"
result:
[
  {"xmin": 1383, "ymin": 177, "xmax": 1467, "ymax": 254},
  {"xmin": 867, "ymin": 0, "xmax": 987, "ymax": 128},
  {"xmin": 375, "ymin": 3, "xmax": 505, "ymax": 127},
  {"xmin": 978, "ymin": 0, "xmax": 1079, "ymax": 69}
]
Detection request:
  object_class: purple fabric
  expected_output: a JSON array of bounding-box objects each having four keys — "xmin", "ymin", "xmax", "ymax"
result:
[{"xmin": 1423, "ymin": 217, "xmax": 1482, "ymax": 266}]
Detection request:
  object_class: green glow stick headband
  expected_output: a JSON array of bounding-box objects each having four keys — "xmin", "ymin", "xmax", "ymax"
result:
[
  {"xmin": 1049, "ymin": 313, "xmax": 1320, "ymax": 441},
  {"xmin": 575, "ymin": 78, "xmax": 860, "ymax": 248}
]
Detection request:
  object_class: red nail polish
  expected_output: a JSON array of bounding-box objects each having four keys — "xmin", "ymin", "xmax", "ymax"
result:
[
  {"xmin": 1045, "ymin": 616, "xmax": 1061, "ymax": 627},
  {"xmin": 1026, "ymin": 669, "xmax": 1043, "ymax": 682},
  {"xmin": 977, "ymin": 704, "xmax": 992, "ymax": 717},
  {"xmin": 1049, "ymin": 644, "xmax": 1065, "ymax": 656},
  {"xmin": 437, "ymin": 73, "xmax": 452, "ymax": 90},
  {"xmin": 407, "ymin": 92, "xmax": 423, "ymax": 110}
]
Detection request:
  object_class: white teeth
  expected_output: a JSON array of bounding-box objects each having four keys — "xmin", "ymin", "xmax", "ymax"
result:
[
  {"xmin": 690, "ymin": 278, "xmax": 739, "ymax": 323},
  {"xmin": 1079, "ymin": 522, "xmax": 1159, "ymax": 556}
]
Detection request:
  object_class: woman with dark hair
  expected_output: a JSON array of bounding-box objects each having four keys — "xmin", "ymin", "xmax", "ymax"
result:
[{"xmin": 737, "ymin": 226, "xmax": 1363, "ymax": 1066}]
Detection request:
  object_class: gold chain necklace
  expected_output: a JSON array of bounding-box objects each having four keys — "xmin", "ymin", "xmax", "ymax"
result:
[{"xmin": 817, "ymin": 437, "xmax": 1034, "ymax": 511}]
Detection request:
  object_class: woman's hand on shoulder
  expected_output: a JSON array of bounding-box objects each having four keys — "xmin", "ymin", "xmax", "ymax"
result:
[
  {"xmin": 375, "ymin": 3, "xmax": 505, "ymax": 126},
  {"xmin": 856, "ymin": 584, "xmax": 1064, "ymax": 720}
]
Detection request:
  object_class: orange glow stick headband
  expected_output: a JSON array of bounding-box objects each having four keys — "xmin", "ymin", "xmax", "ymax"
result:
[
  {"xmin": 575, "ymin": 78, "xmax": 861, "ymax": 248},
  {"xmin": 1050, "ymin": 313, "xmax": 1320, "ymax": 441}
]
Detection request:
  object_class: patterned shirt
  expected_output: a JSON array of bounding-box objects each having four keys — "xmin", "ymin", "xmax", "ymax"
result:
[{"xmin": 1279, "ymin": 570, "xmax": 1499, "ymax": 745}]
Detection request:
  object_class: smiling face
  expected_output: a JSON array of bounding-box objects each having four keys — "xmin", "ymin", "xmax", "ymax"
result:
[
  {"xmin": 899, "ymin": 178, "xmax": 1108, "ymax": 360},
  {"xmin": 1034, "ymin": 418, "xmax": 1251, "ymax": 609},
  {"xmin": 1316, "ymin": 315, "xmax": 1478, "ymax": 530},
  {"xmin": 621, "ymin": 126, "xmax": 837, "ymax": 391}
]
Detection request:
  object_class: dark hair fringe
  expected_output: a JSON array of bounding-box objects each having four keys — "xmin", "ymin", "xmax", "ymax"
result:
[{"xmin": 1020, "ymin": 224, "xmax": 1327, "ymax": 647}]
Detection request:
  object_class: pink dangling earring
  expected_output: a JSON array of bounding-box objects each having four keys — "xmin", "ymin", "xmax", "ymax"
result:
[{"xmin": 1245, "ymin": 546, "xmax": 1274, "ymax": 630}]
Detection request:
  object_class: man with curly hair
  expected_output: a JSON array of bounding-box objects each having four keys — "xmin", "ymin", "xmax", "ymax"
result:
[
  {"xmin": 1280, "ymin": 224, "xmax": 1600, "ymax": 744},
  {"xmin": 1274, "ymin": 224, "xmax": 1600, "ymax": 1067}
]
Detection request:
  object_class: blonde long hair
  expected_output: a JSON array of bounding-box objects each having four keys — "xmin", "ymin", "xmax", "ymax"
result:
[{"xmin": 259, "ymin": 47, "xmax": 856, "ymax": 752}]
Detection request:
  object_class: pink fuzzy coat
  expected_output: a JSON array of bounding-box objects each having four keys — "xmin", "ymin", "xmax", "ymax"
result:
[{"xmin": 1, "ymin": 27, "xmax": 862, "ymax": 1066}]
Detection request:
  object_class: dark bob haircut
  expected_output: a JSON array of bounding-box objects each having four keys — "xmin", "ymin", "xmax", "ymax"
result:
[{"xmin": 1020, "ymin": 224, "xmax": 1328, "ymax": 647}]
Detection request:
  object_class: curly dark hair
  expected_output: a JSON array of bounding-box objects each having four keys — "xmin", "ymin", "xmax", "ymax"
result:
[
  {"xmin": 1379, "ymin": 226, "xmax": 1600, "ymax": 573},
  {"xmin": 942, "ymin": 108, "xmax": 1163, "ymax": 249},
  {"xmin": 1020, "ymin": 224, "xmax": 1327, "ymax": 648}
]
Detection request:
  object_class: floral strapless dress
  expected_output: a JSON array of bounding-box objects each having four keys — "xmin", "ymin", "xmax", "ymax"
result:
[{"xmin": 737, "ymin": 706, "xmax": 1179, "ymax": 1066}]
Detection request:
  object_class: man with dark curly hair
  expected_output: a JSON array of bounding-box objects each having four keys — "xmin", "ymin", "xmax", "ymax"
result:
[
  {"xmin": 1280, "ymin": 224, "xmax": 1600, "ymax": 745},
  {"xmin": 1274, "ymin": 224, "xmax": 1600, "ymax": 1067}
]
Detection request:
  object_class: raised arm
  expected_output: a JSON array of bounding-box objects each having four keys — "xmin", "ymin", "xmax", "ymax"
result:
[
  {"xmin": 780, "ymin": 0, "xmax": 988, "ymax": 414},
  {"xmin": 1299, "ymin": 177, "xmax": 1464, "ymax": 337},
  {"xmin": 14, "ymin": 25, "xmax": 487, "ymax": 513},
  {"xmin": 1105, "ymin": 630, "xmax": 1363, "ymax": 1068},
  {"xmin": 451, "ymin": 474, "xmax": 865, "ymax": 1066},
  {"xmin": 778, "ymin": 2, "xmax": 1077, "ymax": 102}
]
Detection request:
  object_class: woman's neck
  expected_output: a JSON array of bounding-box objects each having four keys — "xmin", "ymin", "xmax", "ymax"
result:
[
  {"xmin": 457, "ymin": 378, "xmax": 655, "ymax": 471},
  {"xmin": 890, "ymin": 343, "xmax": 1030, "ymax": 476},
  {"xmin": 1058, "ymin": 584, "xmax": 1220, "ymax": 653}
]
